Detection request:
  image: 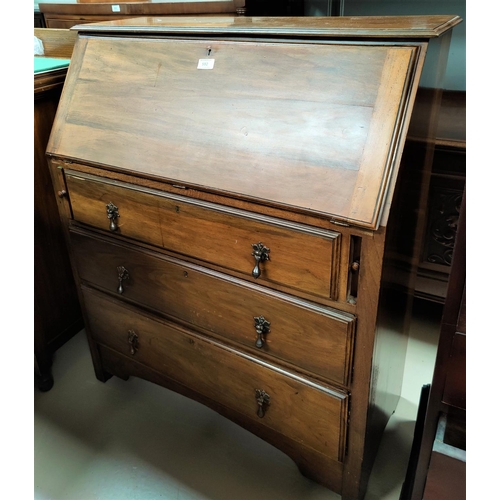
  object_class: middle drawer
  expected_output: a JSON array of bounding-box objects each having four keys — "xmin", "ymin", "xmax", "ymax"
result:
[{"xmin": 70, "ymin": 229, "xmax": 355, "ymax": 386}]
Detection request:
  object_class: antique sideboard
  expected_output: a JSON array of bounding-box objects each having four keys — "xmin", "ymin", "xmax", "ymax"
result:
[{"xmin": 46, "ymin": 15, "xmax": 461, "ymax": 498}]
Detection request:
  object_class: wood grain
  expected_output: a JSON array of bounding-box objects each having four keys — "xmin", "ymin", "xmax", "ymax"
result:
[
  {"xmin": 70, "ymin": 228, "xmax": 355, "ymax": 385},
  {"xmin": 41, "ymin": 1, "xmax": 241, "ymax": 15},
  {"xmin": 65, "ymin": 171, "xmax": 340, "ymax": 298},
  {"xmin": 49, "ymin": 36, "xmax": 418, "ymax": 229},
  {"xmin": 44, "ymin": 15, "xmax": 461, "ymax": 500},
  {"xmin": 70, "ymin": 15, "xmax": 462, "ymax": 39},
  {"xmin": 98, "ymin": 343, "xmax": 345, "ymax": 492},
  {"xmin": 40, "ymin": 1, "xmax": 245, "ymax": 29},
  {"xmin": 82, "ymin": 286, "xmax": 349, "ymax": 461},
  {"xmin": 34, "ymin": 28, "xmax": 77, "ymax": 59}
]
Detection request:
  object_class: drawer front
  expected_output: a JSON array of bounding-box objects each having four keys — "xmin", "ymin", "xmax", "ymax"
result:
[
  {"xmin": 71, "ymin": 230, "xmax": 355, "ymax": 386},
  {"xmin": 66, "ymin": 171, "xmax": 164, "ymax": 247},
  {"xmin": 82, "ymin": 286, "xmax": 348, "ymax": 461},
  {"xmin": 65, "ymin": 171, "xmax": 340, "ymax": 298}
]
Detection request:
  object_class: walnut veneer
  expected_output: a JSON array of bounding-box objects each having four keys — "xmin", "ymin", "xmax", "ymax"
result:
[{"xmin": 46, "ymin": 16, "xmax": 461, "ymax": 499}]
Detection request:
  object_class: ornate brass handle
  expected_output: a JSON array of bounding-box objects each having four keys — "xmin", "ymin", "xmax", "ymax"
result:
[
  {"xmin": 254, "ymin": 316, "xmax": 270, "ymax": 348},
  {"xmin": 117, "ymin": 266, "xmax": 130, "ymax": 294},
  {"xmin": 255, "ymin": 389, "xmax": 270, "ymax": 418},
  {"xmin": 106, "ymin": 202, "xmax": 120, "ymax": 231},
  {"xmin": 251, "ymin": 242, "xmax": 270, "ymax": 279},
  {"xmin": 128, "ymin": 330, "xmax": 138, "ymax": 355}
]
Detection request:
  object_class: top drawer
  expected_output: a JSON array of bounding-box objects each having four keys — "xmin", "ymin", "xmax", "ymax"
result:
[{"xmin": 65, "ymin": 170, "xmax": 341, "ymax": 299}]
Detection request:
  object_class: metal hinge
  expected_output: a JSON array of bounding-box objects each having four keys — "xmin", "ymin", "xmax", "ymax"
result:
[{"xmin": 330, "ymin": 219, "xmax": 350, "ymax": 227}]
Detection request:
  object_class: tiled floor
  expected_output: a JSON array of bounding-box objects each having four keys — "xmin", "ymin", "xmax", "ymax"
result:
[{"xmin": 34, "ymin": 299, "xmax": 443, "ymax": 500}]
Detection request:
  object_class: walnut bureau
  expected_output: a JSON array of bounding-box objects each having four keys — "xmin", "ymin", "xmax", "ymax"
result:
[{"xmin": 46, "ymin": 16, "xmax": 461, "ymax": 499}]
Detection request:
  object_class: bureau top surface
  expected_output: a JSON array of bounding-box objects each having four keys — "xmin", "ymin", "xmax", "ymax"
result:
[
  {"xmin": 48, "ymin": 16, "xmax": 460, "ymax": 229},
  {"xmin": 73, "ymin": 15, "xmax": 461, "ymax": 39}
]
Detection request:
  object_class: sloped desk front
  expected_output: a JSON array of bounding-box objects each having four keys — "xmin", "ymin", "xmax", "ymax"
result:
[{"xmin": 46, "ymin": 15, "xmax": 461, "ymax": 499}]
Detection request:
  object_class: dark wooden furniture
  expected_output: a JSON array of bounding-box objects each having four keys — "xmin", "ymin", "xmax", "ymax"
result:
[
  {"xmin": 39, "ymin": 1, "xmax": 247, "ymax": 29},
  {"xmin": 35, "ymin": 30, "xmax": 82, "ymax": 391},
  {"xmin": 46, "ymin": 16, "xmax": 461, "ymax": 498},
  {"xmin": 415, "ymin": 90, "xmax": 465, "ymax": 302},
  {"xmin": 402, "ymin": 190, "xmax": 466, "ymax": 500},
  {"xmin": 35, "ymin": 9, "xmax": 46, "ymax": 28}
]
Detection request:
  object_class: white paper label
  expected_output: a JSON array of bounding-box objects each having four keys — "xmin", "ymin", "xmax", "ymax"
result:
[
  {"xmin": 197, "ymin": 59, "xmax": 215, "ymax": 70},
  {"xmin": 111, "ymin": 5, "xmax": 120, "ymax": 12}
]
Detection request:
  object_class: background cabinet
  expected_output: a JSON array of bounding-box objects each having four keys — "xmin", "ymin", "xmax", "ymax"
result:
[
  {"xmin": 35, "ymin": 52, "xmax": 83, "ymax": 390},
  {"xmin": 401, "ymin": 190, "xmax": 466, "ymax": 500},
  {"xmin": 38, "ymin": 1, "xmax": 248, "ymax": 29}
]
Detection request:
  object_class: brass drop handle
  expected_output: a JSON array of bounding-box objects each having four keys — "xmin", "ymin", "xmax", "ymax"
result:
[
  {"xmin": 128, "ymin": 330, "xmax": 138, "ymax": 355},
  {"xmin": 117, "ymin": 266, "xmax": 130, "ymax": 294},
  {"xmin": 254, "ymin": 316, "xmax": 270, "ymax": 348},
  {"xmin": 255, "ymin": 389, "xmax": 270, "ymax": 418},
  {"xmin": 106, "ymin": 202, "xmax": 120, "ymax": 231},
  {"xmin": 251, "ymin": 242, "xmax": 270, "ymax": 279}
]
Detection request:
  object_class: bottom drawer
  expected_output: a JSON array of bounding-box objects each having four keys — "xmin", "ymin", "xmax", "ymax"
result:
[{"xmin": 82, "ymin": 286, "xmax": 348, "ymax": 462}]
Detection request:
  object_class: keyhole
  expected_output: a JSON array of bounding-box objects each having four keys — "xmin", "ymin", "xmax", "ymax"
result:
[{"xmin": 207, "ymin": 47, "xmax": 212, "ymax": 56}]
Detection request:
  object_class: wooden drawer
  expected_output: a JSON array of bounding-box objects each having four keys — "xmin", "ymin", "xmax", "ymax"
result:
[
  {"xmin": 71, "ymin": 229, "xmax": 355, "ymax": 386},
  {"xmin": 66, "ymin": 171, "xmax": 164, "ymax": 247},
  {"xmin": 82, "ymin": 286, "xmax": 349, "ymax": 461},
  {"xmin": 65, "ymin": 170, "xmax": 340, "ymax": 299}
]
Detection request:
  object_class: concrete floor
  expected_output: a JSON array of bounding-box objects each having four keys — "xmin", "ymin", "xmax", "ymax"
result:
[{"xmin": 34, "ymin": 299, "xmax": 443, "ymax": 500}]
